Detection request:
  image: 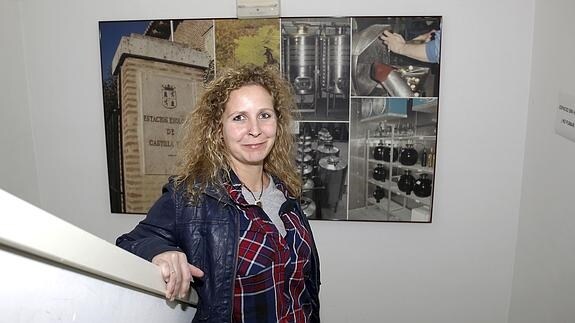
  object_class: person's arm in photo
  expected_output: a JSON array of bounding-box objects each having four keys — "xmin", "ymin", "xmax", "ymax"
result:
[{"xmin": 380, "ymin": 29, "xmax": 440, "ymax": 63}]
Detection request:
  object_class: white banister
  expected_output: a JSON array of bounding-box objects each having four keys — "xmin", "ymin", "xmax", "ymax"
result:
[{"xmin": 0, "ymin": 189, "xmax": 199, "ymax": 311}]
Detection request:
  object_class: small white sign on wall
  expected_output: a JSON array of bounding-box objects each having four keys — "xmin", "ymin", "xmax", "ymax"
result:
[{"xmin": 555, "ymin": 92, "xmax": 575, "ymax": 142}]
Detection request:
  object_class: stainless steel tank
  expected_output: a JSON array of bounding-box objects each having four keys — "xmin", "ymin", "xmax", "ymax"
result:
[
  {"xmin": 297, "ymin": 138, "xmax": 313, "ymax": 154},
  {"xmin": 300, "ymin": 197, "xmax": 316, "ymax": 218},
  {"xmin": 296, "ymin": 153, "xmax": 313, "ymax": 164},
  {"xmin": 317, "ymin": 128, "xmax": 332, "ymax": 146},
  {"xmin": 302, "ymin": 177, "xmax": 315, "ymax": 199},
  {"xmin": 284, "ymin": 24, "xmax": 318, "ymax": 95},
  {"xmin": 297, "ymin": 163, "xmax": 313, "ymax": 178},
  {"xmin": 318, "ymin": 155, "xmax": 348, "ymax": 209},
  {"xmin": 325, "ymin": 26, "xmax": 350, "ymax": 95},
  {"xmin": 299, "ymin": 135, "xmax": 313, "ymax": 143},
  {"xmin": 297, "ymin": 144, "xmax": 313, "ymax": 154},
  {"xmin": 298, "ymin": 162, "xmax": 315, "ymax": 189},
  {"xmin": 316, "ymin": 143, "xmax": 340, "ymax": 162}
]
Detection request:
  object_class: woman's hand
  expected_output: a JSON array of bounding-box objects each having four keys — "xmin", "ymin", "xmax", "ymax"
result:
[{"xmin": 152, "ymin": 251, "xmax": 205, "ymax": 301}]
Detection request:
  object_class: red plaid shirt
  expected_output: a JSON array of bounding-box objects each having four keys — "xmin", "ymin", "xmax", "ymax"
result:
[{"xmin": 226, "ymin": 177, "xmax": 314, "ymax": 323}]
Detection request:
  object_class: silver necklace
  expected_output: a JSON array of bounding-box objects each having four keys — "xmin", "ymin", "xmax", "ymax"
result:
[{"xmin": 242, "ymin": 173, "xmax": 264, "ymax": 207}]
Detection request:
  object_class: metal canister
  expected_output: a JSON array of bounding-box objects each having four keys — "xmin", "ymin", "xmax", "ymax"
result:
[
  {"xmin": 284, "ymin": 24, "xmax": 317, "ymax": 95},
  {"xmin": 300, "ymin": 197, "xmax": 317, "ymax": 218},
  {"xmin": 301, "ymin": 176, "xmax": 315, "ymax": 199},
  {"xmin": 296, "ymin": 153, "xmax": 313, "ymax": 164},
  {"xmin": 316, "ymin": 142, "xmax": 340, "ymax": 162},
  {"xmin": 325, "ymin": 26, "xmax": 350, "ymax": 94},
  {"xmin": 299, "ymin": 135, "xmax": 313, "ymax": 143},
  {"xmin": 318, "ymin": 155, "xmax": 348, "ymax": 209},
  {"xmin": 297, "ymin": 163, "xmax": 313, "ymax": 178},
  {"xmin": 297, "ymin": 139, "xmax": 313, "ymax": 154},
  {"xmin": 297, "ymin": 146, "xmax": 313, "ymax": 154},
  {"xmin": 317, "ymin": 128, "xmax": 333, "ymax": 146},
  {"xmin": 317, "ymin": 128, "xmax": 330, "ymax": 139}
]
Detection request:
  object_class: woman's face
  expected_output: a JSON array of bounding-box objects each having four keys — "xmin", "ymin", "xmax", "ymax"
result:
[{"xmin": 221, "ymin": 85, "xmax": 277, "ymax": 171}]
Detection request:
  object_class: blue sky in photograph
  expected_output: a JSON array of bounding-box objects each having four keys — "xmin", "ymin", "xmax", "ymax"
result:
[{"xmin": 99, "ymin": 20, "xmax": 150, "ymax": 80}]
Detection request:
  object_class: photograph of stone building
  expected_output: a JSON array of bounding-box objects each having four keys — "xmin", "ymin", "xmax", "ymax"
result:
[{"xmin": 101, "ymin": 20, "xmax": 214, "ymax": 213}]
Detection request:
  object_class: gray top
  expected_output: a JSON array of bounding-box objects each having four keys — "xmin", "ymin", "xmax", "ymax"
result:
[{"xmin": 242, "ymin": 175, "xmax": 287, "ymax": 237}]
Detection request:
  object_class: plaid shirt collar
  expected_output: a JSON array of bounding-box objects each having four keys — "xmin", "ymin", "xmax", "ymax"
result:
[{"xmin": 225, "ymin": 170, "xmax": 296, "ymax": 206}]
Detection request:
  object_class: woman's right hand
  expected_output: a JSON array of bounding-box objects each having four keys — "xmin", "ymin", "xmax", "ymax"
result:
[{"xmin": 152, "ymin": 251, "xmax": 205, "ymax": 301}]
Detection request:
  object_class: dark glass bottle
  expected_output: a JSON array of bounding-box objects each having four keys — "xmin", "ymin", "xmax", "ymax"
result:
[
  {"xmin": 413, "ymin": 174, "xmax": 433, "ymax": 197},
  {"xmin": 399, "ymin": 144, "xmax": 418, "ymax": 166},
  {"xmin": 397, "ymin": 170, "xmax": 416, "ymax": 195},
  {"xmin": 383, "ymin": 144, "xmax": 399, "ymax": 162},
  {"xmin": 373, "ymin": 164, "xmax": 386, "ymax": 181},
  {"xmin": 421, "ymin": 148, "xmax": 428, "ymax": 167},
  {"xmin": 373, "ymin": 186, "xmax": 386, "ymax": 203},
  {"xmin": 374, "ymin": 140, "xmax": 385, "ymax": 160}
]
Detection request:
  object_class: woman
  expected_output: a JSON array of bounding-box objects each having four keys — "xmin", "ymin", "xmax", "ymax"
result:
[{"xmin": 116, "ymin": 65, "xmax": 321, "ymax": 323}]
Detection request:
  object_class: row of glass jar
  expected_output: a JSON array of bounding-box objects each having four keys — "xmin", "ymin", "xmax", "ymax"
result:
[
  {"xmin": 372, "ymin": 165, "xmax": 432, "ymax": 198},
  {"xmin": 373, "ymin": 121, "xmax": 417, "ymax": 138},
  {"xmin": 373, "ymin": 140, "xmax": 435, "ymax": 168}
]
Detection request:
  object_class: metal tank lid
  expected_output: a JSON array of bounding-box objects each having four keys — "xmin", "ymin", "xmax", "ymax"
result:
[
  {"xmin": 297, "ymin": 163, "xmax": 313, "ymax": 175},
  {"xmin": 302, "ymin": 178, "xmax": 315, "ymax": 190},
  {"xmin": 316, "ymin": 144, "xmax": 339, "ymax": 154},
  {"xmin": 296, "ymin": 154, "xmax": 313, "ymax": 163},
  {"xmin": 319, "ymin": 155, "xmax": 347, "ymax": 171},
  {"xmin": 297, "ymin": 146, "xmax": 313, "ymax": 153}
]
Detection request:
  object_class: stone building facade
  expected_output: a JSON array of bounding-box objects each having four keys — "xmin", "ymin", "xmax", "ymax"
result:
[{"xmin": 112, "ymin": 21, "xmax": 213, "ymax": 213}]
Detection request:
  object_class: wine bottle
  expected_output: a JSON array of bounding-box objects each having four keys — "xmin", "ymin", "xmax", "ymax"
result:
[
  {"xmin": 427, "ymin": 148, "xmax": 435, "ymax": 168},
  {"xmin": 421, "ymin": 148, "xmax": 428, "ymax": 167}
]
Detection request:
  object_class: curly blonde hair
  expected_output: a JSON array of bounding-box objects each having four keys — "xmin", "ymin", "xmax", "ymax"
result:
[{"xmin": 175, "ymin": 65, "xmax": 301, "ymax": 201}]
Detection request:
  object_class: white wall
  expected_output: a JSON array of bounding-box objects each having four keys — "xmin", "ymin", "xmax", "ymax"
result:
[
  {"xmin": 0, "ymin": 0, "xmax": 40, "ymax": 205},
  {"xmin": 508, "ymin": 0, "xmax": 575, "ymax": 322},
  {"xmin": 5, "ymin": 0, "xmax": 536, "ymax": 322}
]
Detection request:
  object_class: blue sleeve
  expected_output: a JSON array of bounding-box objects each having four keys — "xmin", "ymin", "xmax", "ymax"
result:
[
  {"xmin": 116, "ymin": 181, "xmax": 182, "ymax": 262},
  {"xmin": 425, "ymin": 30, "xmax": 441, "ymax": 63}
]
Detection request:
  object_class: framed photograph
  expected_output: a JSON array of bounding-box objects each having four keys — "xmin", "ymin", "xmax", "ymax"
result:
[{"xmin": 99, "ymin": 15, "xmax": 441, "ymax": 222}]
